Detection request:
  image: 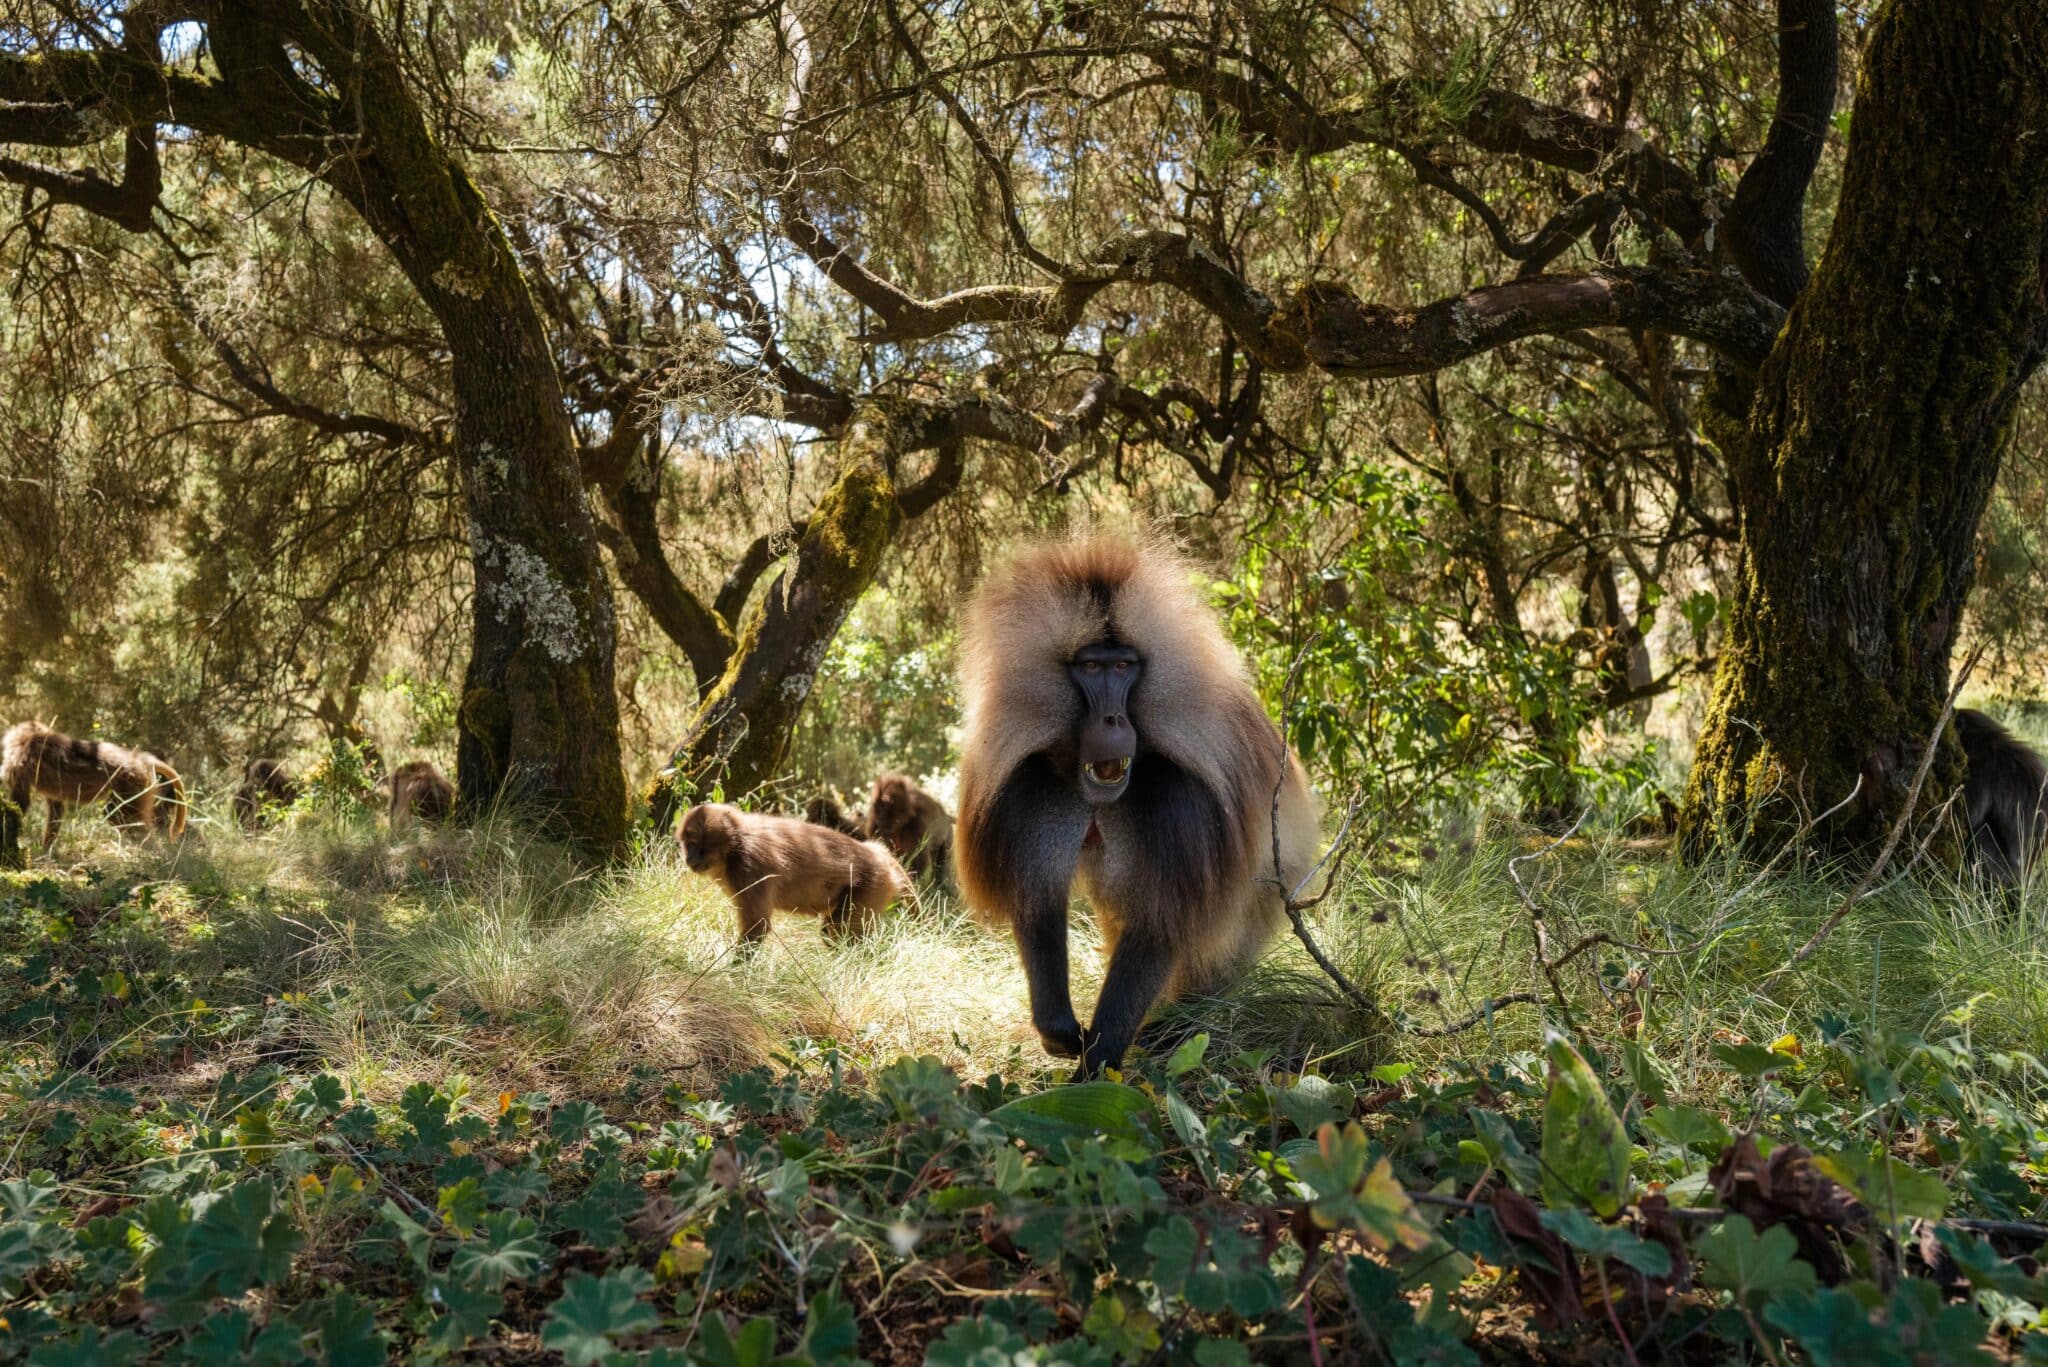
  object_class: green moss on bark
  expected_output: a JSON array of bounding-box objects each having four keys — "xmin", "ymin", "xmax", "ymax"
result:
[
  {"xmin": 665, "ymin": 412, "xmax": 906, "ymax": 808},
  {"xmin": 1681, "ymin": 0, "xmax": 2048, "ymax": 859}
]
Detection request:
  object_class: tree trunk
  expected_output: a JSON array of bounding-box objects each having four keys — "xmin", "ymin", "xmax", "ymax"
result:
[
  {"xmin": 646, "ymin": 415, "xmax": 902, "ymax": 832},
  {"xmin": 1682, "ymin": 0, "xmax": 2048, "ymax": 855},
  {"xmin": 443, "ymin": 298, "xmax": 627, "ymax": 853}
]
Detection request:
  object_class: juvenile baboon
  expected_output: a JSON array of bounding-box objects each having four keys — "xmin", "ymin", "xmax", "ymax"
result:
[
  {"xmin": 388, "ymin": 760, "xmax": 455, "ymax": 831},
  {"xmin": 0, "ymin": 721, "xmax": 188, "ymax": 856},
  {"xmin": 956, "ymin": 536, "xmax": 1320, "ymax": 1077},
  {"xmin": 803, "ymin": 794, "xmax": 867, "ymax": 838},
  {"xmin": 233, "ymin": 758, "xmax": 301, "ymax": 830},
  {"xmin": 679, "ymin": 802, "xmax": 913, "ymax": 942},
  {"xmin": 865, "ymin": 773, "xmax": 953, "ymax": 884},
  {"xmin": 1956, "ymin": 709, "xmax": 2048, "ymax": 884}
]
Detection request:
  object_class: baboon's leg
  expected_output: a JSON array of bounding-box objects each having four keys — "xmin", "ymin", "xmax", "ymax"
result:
[
  {"xmin": 734, "ymin": 884, "xmax": 773, "ymax": 945},
  {"xmin": 1078, "ymin": 927, "xmax": 1176, "ymax": 1080},
  {"xmin": 43, "ymin": 800, "xmax": 64, "ymax": 855}
]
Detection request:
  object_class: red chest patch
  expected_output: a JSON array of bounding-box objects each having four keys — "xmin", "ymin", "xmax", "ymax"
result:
[{"xmin": 1083, "ymin": 815, "xmax": 1104, "ymax": 848}]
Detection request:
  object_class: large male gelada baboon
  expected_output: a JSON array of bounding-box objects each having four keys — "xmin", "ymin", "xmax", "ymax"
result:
[
  {"xmin": 956, "ymin": 536, "xmax": 1319, "ymax": 1076},
  {"xmin": 1956, "ymin": 709, "xmax": 2048, "ymax": 884},
  {"xmin": 233, "ymin": 758, "xmax": 301, "ymax": 830},
  {"xmin": 678, "ymin": 802, "xmax": 914, "ymax": 942},
  {"xmin": 1, "ymin": 721, "xmax": 188, "ymax": 856},
  {"xmin": 865, "ymin": 773, "xmax": 953, "ymax": 884},
  {"xmin": 388, "ymin": 760, "xmax": 455, "ymax": 831}
]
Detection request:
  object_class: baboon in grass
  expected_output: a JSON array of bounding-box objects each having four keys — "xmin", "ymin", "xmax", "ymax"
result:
[
  {"xmin": 1, "ymin": 721, "xmax": 187, "ymax": 857},
  {"xmin": 678, "ymin": 802, "xmax": 913, "ymax": 943},
  {"xmin": 388, "ymin": 760, "xmax": 455, "ymax": 831},
  {"xmin": 865, "ymin": 773, "xmax": 953, "ymax": 884},
  {"xmin": 803, "ymin": 794, "xmax": 867, "ymax": 838},
  {"xmin": 956, "ymin": 536, "xmax": 1319, "ymax": 1077},
  {"xmin": 233, "ymin": 759, "xmax": 300, "ymax": 830},
  {"xmin": 1956, "ymin": 709, "xmax": 2048, "ymax": 884}
]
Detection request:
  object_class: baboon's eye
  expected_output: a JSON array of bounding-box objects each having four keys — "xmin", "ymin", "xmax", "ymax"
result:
[
  {"xmin": 1113, "ymin": 660, "xmax": 1130, "ymax": 673},
  {"xmin": 1081, "ymin": 659, "xmax": 1102, "ymax": 673}
]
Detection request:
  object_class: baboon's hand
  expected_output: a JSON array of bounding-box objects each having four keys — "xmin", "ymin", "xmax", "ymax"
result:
[
  {"xmin": 1035, "ymin": 1013, "xmax": 1085, "ymax": 1059},
  {"xmin": 1069, "ymin": 1027, "xmax": 1110, "ymax": 1082}
]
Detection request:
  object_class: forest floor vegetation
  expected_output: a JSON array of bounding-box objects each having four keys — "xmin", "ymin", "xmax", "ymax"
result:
[{"xmin": 2, "ymin": 796, "xmax": 2045, "ymax": 1363}]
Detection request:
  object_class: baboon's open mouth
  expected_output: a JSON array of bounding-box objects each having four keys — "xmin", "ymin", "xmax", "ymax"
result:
[{"xmin": 1086, "ymin": 757, "xmax": 1130, "ymax": 786}]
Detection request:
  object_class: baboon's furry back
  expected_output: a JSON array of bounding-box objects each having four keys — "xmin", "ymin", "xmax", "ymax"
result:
[{"xmin": 1, "ymin": 721, "xmax": 187, "ymax": 838}]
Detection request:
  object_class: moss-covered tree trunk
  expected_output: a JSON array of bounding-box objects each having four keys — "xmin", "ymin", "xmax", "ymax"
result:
[
  {"xmin": 284, "ymin": 4, "xmax": 628, "ymax": 854},
  {"xmin": 441, "ymin": 297, "xmax": 627, "ymax": 851},
  {"xmin": 1682, "ymin": 0, "xmax": 2048, "ymax": 854},
  {"xmin": 646, "ymin": 414, "xmax": 902, "ymax": 832}
]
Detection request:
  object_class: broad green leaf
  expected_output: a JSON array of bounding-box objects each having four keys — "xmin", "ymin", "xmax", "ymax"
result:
[
  {"xmin": 1934, "ymin": 1226, "xmax": 2045, "ymax": 1302},
  {"xmin": 1538, "ymin": 1207, "xmax": 1672, "ymax": 1276},
  {"xmin": 305, "ymin": 1290, "xmax": 387, "ymax": 1367},
  {"xmin": 925, "ymin": 1318, "xmax": 1032, "ymax": 1367},
  {"xmin": 1289, "ymin": 1123, "xmax": 1432, "ymax": 1251},
  {"xmin": 380, "ymin": 1199, "xmax": 436, "ymax": 1278},
  {"xmin": 436, "ymin": 1176, "xmax": 487, "ymax": 1237},
  {"xmin": 1814, "ymin": 1147, "xmax": 1948, "ymax": 1222},
  {"xmin": 1470, "ymin": 1110, "xmax": 1542, "ymax": 1193},
  {"xmin": 797, "ymin": 1286, "xmax": 860, "ymax": 1364},
  {"xmin": 1696, "ymin": 1215, "xmax": 1817, "ymax": 1305},
  {"xmin": 990, "ymin": 1081, "xmax": 1155, "ymax": 1150},
  {"xmin": 1538, "ymin": 1032, "xmax": 1631, "ymax": 1217},
  {"xmin": 450, "ymin": 1211, "xmax": 548, "ymax": 1291},
  {"xmin": 1082, "ymin": 1288, "xmax": 1162, "ymax": 1360},
  {"xmin": 1166, "ymin": 1032, "xmax": 1210, "ymax": 1077},
  {"xmin": 691, "ymin": 1312, "xmax": 778, "ymax": 1367},
  {"xmin": 541, "ymin": 1269, "xmax": 658, "ymax": 1367},
  {"xmin": 1640, "ymin": 1104, "xmax": 1732, "ymax": 1158},
  {"xmin": 1764, "ymin": 1288, "xmax": 1912, "ymax": 1367},
  {"xmin": 189, "ymin": 1180, "xmax": 302, "ymax": 1295},
  {"xmin": 1711, "ymin": 1042, "xmax": 1791, "ymax": 1080},
  {"xmin": 26, "ymin": 1326, "xmax": 145, "ymax": 1367},
  {"xmin": 1278, "ymin": 1075, "xmax": 1356, "ymax": 1135},
  {"xmin": 1617, "ymin": 1039, "xmax": 1669, "ymax": 1106}
]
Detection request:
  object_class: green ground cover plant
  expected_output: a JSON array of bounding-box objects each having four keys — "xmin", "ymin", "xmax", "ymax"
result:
[{"xmin": 1, "ymin": 801, "xmax": 2044, "ymax": 1364}]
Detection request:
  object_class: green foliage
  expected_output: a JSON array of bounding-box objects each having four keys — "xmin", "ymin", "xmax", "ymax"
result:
[
  {"xmin": 6, "ymin": 835, "xmax": 2048, "ymax": 1366},
  {"xmin": 296, "ymin": 737, "xmax": 385, "ymax": 813}
]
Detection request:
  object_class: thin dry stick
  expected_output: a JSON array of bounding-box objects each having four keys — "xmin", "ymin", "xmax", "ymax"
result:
[
  {"xmin": 1506, "ymin": 808, "xmax": 1592, "ymax": 1031},
  {"xmin": 1789, "ymin": 649, "xmax": 1981, "ymax": 966}
]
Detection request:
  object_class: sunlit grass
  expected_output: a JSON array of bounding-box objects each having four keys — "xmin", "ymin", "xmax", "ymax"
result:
[{"xmin": 26, "ymin": 784, "xmax": 2048, "ymax": 1113}]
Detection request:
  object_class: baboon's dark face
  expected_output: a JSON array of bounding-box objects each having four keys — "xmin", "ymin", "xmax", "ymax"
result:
[
  {"xmin": 1067, "ymin": 641, "xmax": 1141, "ymax": 804},
  {"xmin": 869, "ymin": 784, "xmax": 910, "ymax": 850},
  {"xmin": 678, "ymin": 807, "xmax": 719, "ymax": 871}
]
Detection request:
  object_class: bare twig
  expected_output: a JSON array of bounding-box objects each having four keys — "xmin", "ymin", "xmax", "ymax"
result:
[
  {"xmin": 1788, "ymin": 649, "xmax": 1980, "ymax": 966},
  {"xmin": 1407, "ymin": 991, "xmax": 1542, "ymax": 1037}
]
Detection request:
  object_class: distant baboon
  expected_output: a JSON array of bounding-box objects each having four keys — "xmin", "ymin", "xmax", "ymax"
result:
[
  {"xmin": 233, "ymin": 758, "xmax": 301, "ymax": 830},
  {"xmin": 956, "ymin": 536, "xmax": 1319, "ymax": 1077},
  {"xmin": 1956, "ymin": 709, "xmax": 2048, "ymax": 884},
  {"xmin": 865, "ymin": 773, "xmax": 953, "ymax": 884},
  {"xmin": 803, "ymin": 794, "xmax": 867, "ymax": 838},
  {"xmin": 388, "ymin": 760, "xmax": 455, "ymax": 831},
  {"xmin": 0, "ymin": 721, "xmax": 188, "ymax": 856},
  {"xmin": 679, "ymin": 802, "xmax": 913, "ymax": 942}
]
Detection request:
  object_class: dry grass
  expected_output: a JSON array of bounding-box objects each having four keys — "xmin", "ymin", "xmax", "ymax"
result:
[{"xmin": 23, "ymin": 776, "xmax": 2048, "ymax": 1110}]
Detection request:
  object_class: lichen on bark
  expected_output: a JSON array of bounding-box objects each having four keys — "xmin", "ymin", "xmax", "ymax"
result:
[{"xmin": 1680, "ymin": 0, "xmax": 2048, "ymax": 859}]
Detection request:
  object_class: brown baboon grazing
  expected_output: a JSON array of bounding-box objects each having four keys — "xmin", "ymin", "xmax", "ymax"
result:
[
  {"xmin": 803, "ymin": 794, "xmax": 867, "ymax": 838},
  {"xmin": 679, "ymin": 802, "xmax": 913, "ymax": 943},
  {"xmin": 1956, "ymin": 709, "xmax": 2048, "ymax": 884},
  {"xmin": 957, "ymin": 536, "xmax": 1320, "ymax": 1077},
  {"xmin": 233, "ymin": 759, "xmax": 301, "ymax": 830},
  {"xmin": 0, "ymin": 721, "xmax": 188, "ymax": 856},
  {"xmin": 388, "ymin": 760, "xmax": 455, "ymax": 831},
  {"xmin": 865, "ymin": 773, "xmax": 953, "ymax": 884}
]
